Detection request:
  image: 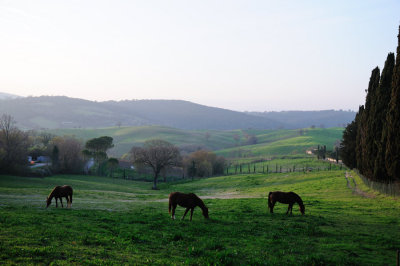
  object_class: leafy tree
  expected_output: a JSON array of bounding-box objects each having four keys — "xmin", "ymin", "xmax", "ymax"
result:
[
  {"xmin": 107, "ymin": 158, "xmax": 119, "ymax": 178},
  {"xmin": 183, "ymin": 149, "xmax": 226, "ymax": 177},
  {"xmin": 130, "ymin": 139, "xmax": 180, "ymax": 189},
  {"xmin": 83, "ymin": 136, "xmax": 114, "ymax": 175},
  {"xmin": 245, "ymin": 134, "xmax": 258, "ymax": 145}
]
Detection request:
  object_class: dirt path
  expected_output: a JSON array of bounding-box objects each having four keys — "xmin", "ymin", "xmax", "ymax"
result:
[{"xmin": 345, "ymin": 171, "xmax": 375, "ymax": 198}]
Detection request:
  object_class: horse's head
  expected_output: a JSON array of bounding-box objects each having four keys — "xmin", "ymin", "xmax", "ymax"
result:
[
  {"xmin": 46, "ymin": 197, "xmax": 51, "ymax": 208},
  {"xmin": 299, "ymin": 204, "xmax": 305, "ymax": 215},
  {"xmin": 202, "ymin": 207, "xmax": 209, "ymax": 219}
]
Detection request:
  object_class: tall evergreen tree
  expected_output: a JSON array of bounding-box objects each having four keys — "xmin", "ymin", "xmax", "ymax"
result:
[
  {"xmin": 384, "ymin": 26, "xmax": 400, "ymax": 181},
  {"xmin": 361, "ymin": 67, "xmax": 380, "ymax": 178},
  {"xmin": 373, "ymin": 53, "xmax": 395, "ymax": 180},
  {"xmin": 355, "ymin": 105, "xmax": 364, "ymax": 172},
  {"xmin": 340, "ymin": 119, "xmax": 358, "ymax": 169}
]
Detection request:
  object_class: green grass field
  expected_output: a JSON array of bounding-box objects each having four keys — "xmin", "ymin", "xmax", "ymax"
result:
[
  {"xmin": 216, "ymin": 128, "xmax": 344, "ymax": 158},
  {"xmin": 46, "ymin": 126, "xmax": 343, "ymax": 158},
  {"xmin": 1, "ymin": 165, "xmax": 399, "ymax": 265}
]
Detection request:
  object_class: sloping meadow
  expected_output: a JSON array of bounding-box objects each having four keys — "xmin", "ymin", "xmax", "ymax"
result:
[{"xmin": 1, "ymin": 166, "xmax": 399, "ymax": 265}]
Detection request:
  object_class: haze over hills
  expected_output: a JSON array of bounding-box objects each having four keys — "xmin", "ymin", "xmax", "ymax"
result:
[
  {"xmin": 248, "ymin": 110, "xmax": 355, "ymax": 128},
  {"xmin": 0, "ymin": 95, "xmax": 355, "ymax": 130},
  {"xmin": 0, "ymin": 92, "xmax": 21, "ymax": 100}
]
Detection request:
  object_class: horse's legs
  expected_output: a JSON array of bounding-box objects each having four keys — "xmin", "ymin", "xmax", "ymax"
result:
[
  {"xmin": 171, "ymin": 204, "xmax": 177, "ymax": 219},
  {"xmin": 55, "ymin": 198, "xmax": 58, "ymax": 208},
  {"xmin": 60, "ymin": 197, "xmax": 63, "ymax": 208},
  {"xmin": 181, "ymin": 208, "xmax": 190, "ymax": 220},
  {"xmin": 66, "ymin": 196, "xmax": 70, "ymax": 208},
  {"xmin": 286, "ymin": 204, "xmax": 293, "ymax": 215},
  {"xmin": 270, "ymin": 201, "xmax": 276, "ymax": 213},
  {"xmin": 189, "ymin": 208, "xmax": 194, "ymax": 221}
]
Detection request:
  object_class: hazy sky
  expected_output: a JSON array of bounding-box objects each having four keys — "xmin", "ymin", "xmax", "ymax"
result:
[{"xmin": 0, "ymin": 1, "xmax": 399, "ymax": 111}]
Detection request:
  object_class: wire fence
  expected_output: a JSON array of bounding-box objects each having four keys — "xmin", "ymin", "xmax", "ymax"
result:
[{"xmin": 356, "ymin": 170, "xmax": 400, "ymax": 197}]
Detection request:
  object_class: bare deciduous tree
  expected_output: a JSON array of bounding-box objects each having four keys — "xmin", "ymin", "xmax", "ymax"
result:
[
  {"xmin": 51, "ymin": 136, "xmax": 84, "ymax": 174},
  {"xmin": 130, "ymin": 139, "xmax": 180, "ymax": 189},
  {"xmin": 0, "ymin": 114, "xmax": 30, "ymax": 174}
]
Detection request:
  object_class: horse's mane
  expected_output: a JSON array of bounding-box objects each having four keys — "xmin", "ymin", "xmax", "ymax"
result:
[
  {"xmin": 47, "ymin": 186, "xmax": 59, "ymax": 198},
  {"xmin": 190, "ymin": 193, "xmax": 206, "ymax": 208},
  {"xmin": 291, "ymin": 192, "xmax": 304, "ymax": 205}
]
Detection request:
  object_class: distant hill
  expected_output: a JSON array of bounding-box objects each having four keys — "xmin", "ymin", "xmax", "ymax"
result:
[
  {"xmin": 0, "ymin": 92, "xmax": 21, "ymax": 100},
  {"xmin": 0, "ymin": 95, "xmax": 355, "ymax": 130},
  {"xmin": 0, "ymin": 96, "xmax": 282, "ymax": 130},
  {"xmin": 247, "ymin": 110, "xmax": 355, "ymax": 128}
]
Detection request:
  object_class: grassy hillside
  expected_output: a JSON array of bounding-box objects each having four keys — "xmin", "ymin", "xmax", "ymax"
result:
[
  {"xmin": 216, "ymin": 128, "xmax": 344, "ymax": 158},
  {"xmin": 46, "ymin": 127, "xmax": 343, "ymax": 158},
  {"xmin": 1, "ymin": 166, "xmax": 399, "ymax": 265},
  {"xmin": 248, "ymin": 110, "xmax": 355, "ymax": 128},
  {"xmin": 49, "ymin": 126, "xmax": 242, "ymax": 157}
]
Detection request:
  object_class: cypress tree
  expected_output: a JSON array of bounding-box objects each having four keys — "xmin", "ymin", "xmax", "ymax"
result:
[
  {"xmin": 362, "ymin": 67, "xmax": 381, "ymax": 178},
  {"xmin": 385, "ymin": 26, "xmax": 400, "ymax": 181},
  {"xmin": 373, "ymin": 53, "xmax": 395, "ymax": 180},
  {"xmin": 355, "ymin": 105, "xmax": 364, "ymax": 172},
  {"xmin": 340, "ymin": 119, "xmax": 358, "ymax": 169}
]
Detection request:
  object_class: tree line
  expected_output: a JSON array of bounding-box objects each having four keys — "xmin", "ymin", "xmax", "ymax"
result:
[
  {"xmin": 341, "ymin": 25, "xmax": 400, "ymax": 182},
  {"xmin": 0, "ymin": 115, "xmax": 226, "ymax": 189}
]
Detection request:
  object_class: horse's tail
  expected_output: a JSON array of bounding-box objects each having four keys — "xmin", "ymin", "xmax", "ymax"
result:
[
  {"xmin": 168, "ymin": 195, "xmax": 172, "ymax": 214},
  {"xmin": 268, "ymin": 192, "xmax": 272, "ymax": 209}
]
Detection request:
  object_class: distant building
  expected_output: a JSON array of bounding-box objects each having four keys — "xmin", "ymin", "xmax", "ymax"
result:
[{"xmin": 37, "ymin": 156, "xmax": 51, "ymax": 163}]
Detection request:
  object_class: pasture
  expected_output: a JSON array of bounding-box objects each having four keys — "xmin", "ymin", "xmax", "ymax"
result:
[
  {"xmin": 1, "ymin": 167, "xmax": 399, "ymax": 265},
  {"xmin": 47, "ymin": 126, "xmax": 343, "ymax": 158}
]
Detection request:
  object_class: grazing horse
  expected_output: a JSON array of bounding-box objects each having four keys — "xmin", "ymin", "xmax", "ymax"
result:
[
  {"xmin": 268, "ymin": 191, "xmax": 305, "ymax": 215},
  {"xmin": 46, "ymin": 185, "xmax": 73, "ymax": 208},
  {"xmin": 168, "ymin": 192, "xmax": 209, "ymax": 221}
]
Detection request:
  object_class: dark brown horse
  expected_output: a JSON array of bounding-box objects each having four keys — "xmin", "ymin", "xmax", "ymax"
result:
[
  {"xmin": 168, "ymin": 192, "xmax": 209, "ymax": 221},
  {"xmin": 268, "ymin": 191, "xmax": 305, "ymax": 215},
  {"xmin": 46, "ymin": 185, "xmax": 73, "ymax": 208}
]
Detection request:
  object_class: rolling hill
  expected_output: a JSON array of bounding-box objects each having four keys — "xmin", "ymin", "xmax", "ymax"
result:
[
  {"xmin": 0, "ymin": 92, "xmax": 21, "ymax": 100},
  {"xmin": 0, "ymin": 95, "xmax": 355, "ymax": 130},
  {"xmin": 48, "ymin": 126, "xmax": 343, "ymax": 158},
  {"xmin": 248, "ymin": 110, "xmax": 355, "ymax": 128},
  {"xmin": 0, "ymin": 96, "xmax": 281, "ymax": 130}
]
